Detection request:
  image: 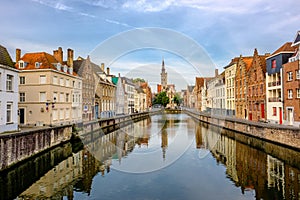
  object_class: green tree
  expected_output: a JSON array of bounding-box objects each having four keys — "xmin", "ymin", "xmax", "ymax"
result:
[
  {"xmin": 154, "ymin": 92, "xmax": 169, "ymax": 107},
  {"xmin": 173, "ymin": 93, "xmax": 183, "ymax": 106},
  {"xmin": 133, "ymin": 78, "xmax": 145, "ymax": 83}
]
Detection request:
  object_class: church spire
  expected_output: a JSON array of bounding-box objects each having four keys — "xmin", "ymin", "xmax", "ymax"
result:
[{"xmin": 161, "ymin": 58, "xmax": 167, "ymax": 89}]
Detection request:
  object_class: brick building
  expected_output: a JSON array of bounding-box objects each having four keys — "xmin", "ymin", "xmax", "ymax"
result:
[
  {"xmin": 282, "ymin": 31, "xmax": 300, "ymax": 126},
  {"xmin": 235, "ymin": 56, "xmax": 253, "ymax": 119},
  {"xmin": 247, "ymin": 49, "xmax": 269, "ymax": 122}
]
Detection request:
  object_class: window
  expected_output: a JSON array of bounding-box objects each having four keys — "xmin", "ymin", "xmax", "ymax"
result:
[
  {"xmin": 287, "ymin": 72, "xmax": 293, "ymax": 81},
  {"xmin": 60, "ymin": 109, "xmax": 64, "ymax": 120},
  {"xmin": 53, "ymin": 76, "xmax": 58, "ymax": 84},
  {"xmin": 40, "ymin": 75, "xmax": 46, "ymax": 84},
  {"xmin": 19, "ymin": 61, "xmax": 24, "ymax": 69},
  {"xmin": 66, "ymin": 79, "xmax": 70, "ymax": 87},
  {"xmin": 6, "ymin": 103, "xmax": 12, "ymax": 123},
  {"xmin": 66, "ymin": 93, "xmax": 69, "ymax": 102},
  {"xmin": 297, "ymin": 88, "xmax": 300, "ymax": 98},
  {"xmin": 296, "ymin": 70, "xmax": 300, "ymax": 79},
  {"xmin": 60, "ymin": 78, "xmax": 64, "ymax": 86},
  {"xmin": 6, "ymin": 75, "xmax": 13, "ymax": 91},
  {"xmin": 40, "ymin": 92, "xmax": 46, "ymax": 102},
  {"xmin": 65, "ymin": 108, "xmax": 70, "ymax": 119},
  {"xmin": 272, "ymin": 107, "xmax": 277, "ymax": 116},
  {"xmin": 19, "ymin": 76, "xmax": 25, "ymax": 85},
  {"xmin": 20, "ymin": 92, "xmax": 25, "ymax": 102},
  {"xmin": 73, "ymin": 81, "xmax": 75, "ymax": 87},
  {"xmin": 53, "ymin": 92, "xmax": 58, "ymax": 102},
  {"xmin": 271, "ymin": 59, "xmax": 276, "ymax": 68},
  {"xmin": 35, "ymin": 62, "xmax": 40, "ymax": 68},
  {"xmin": 53, "ymin": 110, "xmax": 58, "ymax": 120},
  {"xmin": 288, "ymin": 89, "xmax": 293, "ymax": 99},
  {"xmin": 60, "ymin": 93, "xmax": 64, "ymax": 102}
]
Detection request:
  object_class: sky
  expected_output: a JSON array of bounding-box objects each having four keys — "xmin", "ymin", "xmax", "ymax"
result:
[{"xmin": 1, "ymin": 0, "xmax": 299, "ymax": 91}]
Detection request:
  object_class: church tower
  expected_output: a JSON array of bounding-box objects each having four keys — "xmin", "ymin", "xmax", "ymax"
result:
[{"xmin": 161, "ymin": 59, "xmax": 167, "ymax": 90}]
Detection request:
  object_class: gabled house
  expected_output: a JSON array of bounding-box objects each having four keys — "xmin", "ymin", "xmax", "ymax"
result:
[
  {"xmin": 224, "ymin": 57, "xmax": 239, "ymax": 116},
  {"xmin": 0, "ymin": 45, "xmax": 19, "ymax": 133},
  {"xmin": 266, "ymin": 42, "xmax": 296, "ymax": 124},
  {"xmin": 235, "ymin": 56, "xmax": 253, "ymax": 119},
  {"xmin": 282, "ymin": 31, "xmax": 300, "ymax": 126},
  {"xmin": 73, "ymin": 56, "xmax": 95, "ymax": 122},
  {"xmin": 247, "ymin": 49, "xmax": 269, "ymax": 122},
  {"xmin": 16, "ymin": 47, "xmax": 82, "ymax": 126}
]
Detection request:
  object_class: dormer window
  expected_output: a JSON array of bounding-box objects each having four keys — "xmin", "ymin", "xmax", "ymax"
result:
[
  {"xmin": 57, "ymin": 63, "xmax": 61, "ymax": 71},
  {"xmin": 271, "ymin": 59, "xmax": 276, "ymax": 69},
  {"xmin": 63, "ymin": 65, "xmax": 67, "ymax": 73},
  {"xmin": 19, "ymin": 61, "xmax": 24, "ymax": 69},
  {"xmin": 68, "ymin": 67, "xmax": 73, "ymax": 74},
  {"xmin": 35, "ymin": 62, "xmax": 40, "ymax": 68}
]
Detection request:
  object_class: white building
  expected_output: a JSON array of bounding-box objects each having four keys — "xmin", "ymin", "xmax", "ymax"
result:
[
  {"xmin": 206, "ymin": 71, "xmax": 226, "ymax": 115},
  {"xmin": 265, "ymin": 42, "xmax": 296, "ymax": 124},
  {"xmin": 224, "ymin": 58, "xmax": 238, "ymax": 116},
  {"xmin": 0, "ymin": 45, "xmax": 19, "ymax": 133}
]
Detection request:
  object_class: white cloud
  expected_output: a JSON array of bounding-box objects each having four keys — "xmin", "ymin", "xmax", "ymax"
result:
[
  {"xmin": 105, "ymin": 19, "xmax": 134, "ymax": 28},
  {"xmin": 31, "ymin": 0, "xmax": 73, "ymax": 12}
]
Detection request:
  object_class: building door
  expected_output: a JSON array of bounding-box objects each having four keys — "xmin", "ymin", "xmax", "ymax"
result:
[
  {"xmin": 261, "ymin": 103, "xmax": 265, "ymax": 119},
  {"xmin": 19, "ymin": 108, "xmax": 25, "ymax": 124},
  {"xmin": 279, "ymin": 107, "xmax": 282, "ymax": 124},
  {"xmin": 287, "ymin": 108, "xmax": 293, "ymax": 125},
  {"xmin": 249, "ymin": 113, "xmax": 252, "ymax": 121},
  {"xmin": 95, "ymin": 104, "xmax": 99, "ymax": 119}
]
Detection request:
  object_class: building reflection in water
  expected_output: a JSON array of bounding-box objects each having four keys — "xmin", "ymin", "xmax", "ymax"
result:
[
  {"xmin": 8, "ymin": 115, "xmax": 300, "ymax": 200},
  {"xmin": 194, "ymin": 121, "xmax": 300, "ymax": 200}
]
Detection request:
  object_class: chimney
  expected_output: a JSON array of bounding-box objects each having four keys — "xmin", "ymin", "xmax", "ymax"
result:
[
  {"xmin": 101, "ymin": 63, "xmax": 105, "ymax": 71},
  {"xmin": 53, "ymin": 47, "xmax": 63, "ymax": 64},
  {"xmin": 215, "ymin": 68, "xmax": 219, "ymax": 77},
  {"xmin": 106, "ymin": 67, "xmax": 110, "ymax": 75},
  {"xmin": 67, "ymin": 48, "xmax": 74, "ymax": 68},
  {"xmin": 16, "ymin": 48, "xmax": 21, "ymax": 62}
]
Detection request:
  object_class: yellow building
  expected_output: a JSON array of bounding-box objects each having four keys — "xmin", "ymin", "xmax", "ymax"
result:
[
  {"xmin": 224, "ymin": 57, "xmax": 238, "ymax": 116},
  {"xmin": 16, "ymin": 47, "xmax": 82, "ymax": 126}
]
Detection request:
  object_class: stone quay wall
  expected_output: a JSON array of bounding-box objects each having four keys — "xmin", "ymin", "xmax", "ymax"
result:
[
  {"xmin": 185, "ymin": 109, "xmax": 300, "ymax": 150},
  {"xmin": 0, "ymin": 125, "xmax": 72, "ymax": 171},
  {"xmin": 0, "ymin": 110, "xmax": 162, "ymax": 171}
]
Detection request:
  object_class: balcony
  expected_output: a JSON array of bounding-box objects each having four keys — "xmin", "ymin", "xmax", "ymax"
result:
[
  {"xmin": 268, "ymin": 81, "xmax": 281, "ymax": 87},
  {"xmin": 268, "ymin": 97, "xmax": 281, "ymax": 102}
]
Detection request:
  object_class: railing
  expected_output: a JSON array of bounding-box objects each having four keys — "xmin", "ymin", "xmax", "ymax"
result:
[
  {"xmin": 268, "ymin": 81, "xmax": 281, "ymax": 87},
  {"xmin": 268, "ymin": 97, "xmax": 281, "ymax": 102}
]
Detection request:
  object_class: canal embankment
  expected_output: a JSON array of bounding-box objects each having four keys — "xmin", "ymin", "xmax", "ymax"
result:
[
  {"xmin": 185, "ymin": 109, "xmax": 300, "ymax": 151},
  {"xmin": 0, "ymin": 110, "xmax": 162, "ymax": 171}
]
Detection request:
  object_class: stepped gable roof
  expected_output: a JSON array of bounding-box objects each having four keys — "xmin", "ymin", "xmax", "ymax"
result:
[
  {"xmin": 0, "ymin": 45, "xmax": 14, "ymax": 67},
  {"xmin": 16, "ymin": 52, "xmax": 77, "ymax": 75},
  {"xmin": 269, "ymin": 42, "xmax": 297, "ymax": 58},
  {"xmin": 238, "ymin": 56, "xmax": 253, "ymax": 72}
]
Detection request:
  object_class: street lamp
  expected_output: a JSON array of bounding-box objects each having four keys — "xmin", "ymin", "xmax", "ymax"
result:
[{"xmin": 46, "ymin": 97, "xmax": 56, "ymax": 127}]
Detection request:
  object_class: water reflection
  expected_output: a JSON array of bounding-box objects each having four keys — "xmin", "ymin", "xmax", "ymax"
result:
[
  {"xmin": 194, "ymin": 121, "xmax": 300, "ymax": 200},
  {"xmin": 0, "ymin": 114, "xmax": 298, "ymax": 199}
]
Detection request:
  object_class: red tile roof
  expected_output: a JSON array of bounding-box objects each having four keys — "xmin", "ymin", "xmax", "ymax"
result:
[
  {"xmin": 15, "ymin": 52, "xmax": 77, "ymax": 76},
  {"xmin": 270, "ymin": 42, "xmax": 297, "ymax": 57}
]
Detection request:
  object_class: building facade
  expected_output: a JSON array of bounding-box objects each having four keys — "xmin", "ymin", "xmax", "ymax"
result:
[
  {"xmin": 73, "ymin": 56, "xmax": 95, "ymax": 122},
  {"xmin": 235, "ymin": 56, "xmax": 253, "ymax": 119},
  {"xmin": 266, "ymin": 42, "xmax": 296, "ymax": 124},
  {"xmin": 283, "ymin": 31, "xmax": 300, "ymax": 126},
  {"xmin": 0, "ymin": 45, "xmax": 19, "ymax": 133},
  {"xmin": 247, "ymin": 49, "xmax": 269, "ymax": 122},
  {"xmin": 224, "ymin": 58, "xmax": 238, "ymax": 116},
  {"xmin": 16, "ymin": 47, "xmax": 82, "ymax": 126}
]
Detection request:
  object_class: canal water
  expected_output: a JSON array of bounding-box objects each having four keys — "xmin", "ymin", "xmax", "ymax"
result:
[{"xmin": 1, "ymin": 113, "xmax": 300, "ymax": 200}]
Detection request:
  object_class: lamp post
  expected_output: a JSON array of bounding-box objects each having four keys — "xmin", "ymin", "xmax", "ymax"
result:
[{"xmin": 46, "ymin": 97, "xmax": 56, "ymax": 127}]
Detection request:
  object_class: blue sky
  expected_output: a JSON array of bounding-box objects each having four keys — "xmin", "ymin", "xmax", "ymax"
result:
[{"xmin": 1, "ymin": 0, "xmax": 299, "ymax": 91}]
